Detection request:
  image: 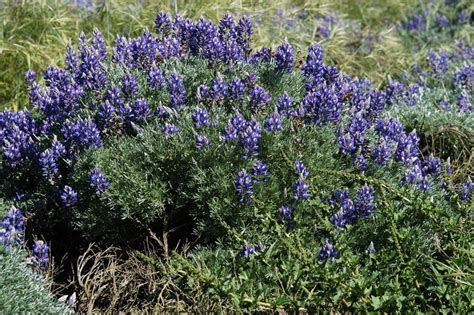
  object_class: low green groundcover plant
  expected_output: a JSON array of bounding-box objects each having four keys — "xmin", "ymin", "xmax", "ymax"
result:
[
  {"xmin": 0, "ymin": 200, "xmax": 71, "ymax": 313},
  {"xmin": 0, "ymin": 9, "xmax": 472, "ymax": 313}
]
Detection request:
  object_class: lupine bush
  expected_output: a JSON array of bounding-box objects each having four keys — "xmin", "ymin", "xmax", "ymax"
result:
[{"xmin": 0, "ymin": 8, "xmax": 473, "ymax": 314}]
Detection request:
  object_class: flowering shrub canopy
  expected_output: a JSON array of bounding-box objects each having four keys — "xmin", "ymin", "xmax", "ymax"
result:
[{"xmin": 0, "ymin": 10, "xmax": 472, "ymax": 313}]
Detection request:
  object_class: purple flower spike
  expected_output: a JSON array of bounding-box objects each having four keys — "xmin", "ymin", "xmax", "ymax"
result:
[
  {"xmin": 275, "ymin": 42, "xmax": 294, "ymax": 73},
  {"xmin": 32, "ymin": 240, "xmax": 49, "ymax": 271},
  {"xmin": 318, "ymin": 239, "xmax": 339, "ymax": 261},
  {"xmin": 60, "ymin": 185, "xmax": 78, "ymax": 208},
  {"xmin": 294, "ymin": 160, "xmax": 309, "ymax": 178},
  {"xmin": 293, "ymin": 178, "xmax": 310, "ymax": 201},
  {"xmin": 235, "ymin": 169, "xmax": 253, "ymax": 203},
  {"xmin": 89, "ymin": 168, "xmax": 110, "ymax": 195},
  {"xmin": 279, "ymin": 205, "xmax": 294, "ymax": 222},
  {"xmin": 264, "ymin": 112, "xmax": 282, "ymax": 132},
  {"xmin": 251, "ymin": 160, "xmax": 269, "ymax": 181},
  {"xmin": 195, "ymin": 134, "xmax": 212, "ymax": 150},
  {"xmin": 0, "ymin": 208, "xmax": 24, "ymax": 250}
]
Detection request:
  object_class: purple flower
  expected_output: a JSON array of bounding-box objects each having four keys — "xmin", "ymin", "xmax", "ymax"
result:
[
  {"xmin": 24, "ymin": 70, "xmax": 36, "ymax": 85},
  {"xmin": 458, "ymin": 10, "xmax": 469, "ymax": 24},
  {"xmin": 337, "ymin": 132, "xmax": 357, "ymax": 155},
  {"xmin": 155, "ymin": 11, "xmax": 172, "ymax": 36},
  {"xmin": 316, "ymin": 14, "xmax": 339, "ymax": 38},
  {"xmin": 89, "ymin": 168, "xmax": 109, "ymax": 195},
  {"xmin": 372, "ymin": 138, "xmax": 392, "ymax": 165},
  {"xmin": 452, "ymin": 65, "xmax": 474, "ymax": 89},
  {"xmin": 435, "ymin": 14, "xmax": 449, "ymax": 28},
  {"xmin": 119, "ymin": 99, "xmax": 151, "ymax": 123},
  {"xmin": 293, "ymin": 178, "xmax": 310, "ymax": 201},
  {"xmin": 39, "ymin": 140, "xmax": 65, "ymax": 179},
  {"xmin": 224, "ymin": 40, "xmax": 246, "ymax": 63},
  {"xmin": 196, "ymin": 85, "xmax": 211, "ymax": 101},
  {"xmin": 422, "ymin": 156, "xmax": 442, "ymax": 176},
  {"xmin": 192, "ymin": 108, "xmax": 211, "ymax": 128},
  {"xmin": 330, "ymin": 195, "xmax": 355, "ymax": 227},
  {"xmin": 277, "ymin": 92, "xmax": 294, "ymax": 117},
  {"xmin": 240, "ymin": 120, "xmax": 262, "ymax": 157},
  {"xmin": 167, "ymin": 72, "xmax": 187, "ymax": 109},
  {"xmin": 279, "ymin": 205, "xmax": 294, "ymax": 222},
  {"xmin": 249, "ymin": 47, "xmax": 271, "ymax": 65},
  {"xmin": 112, "ymin": 36, "xmax": 129, "ymax": 65},
  {"xmin": 384, "ymin": 80, "xmax": 405, "ymax": 105},
  {"xmin": 403, "ymin": 83, "xmax": 420, "ymax": 107},
  {"xmin": 395, "ymin": 130, "xmax": 419, "ymax": 165},
  {"xmin": 330, "ymin": 188, "xmax": 349, "ymax": 205},
  {"xmin": 235, "ymin": 169, "xmax": 253, "ymax": 203},
  {"xmin": 294, "ymin": 160, "xmax": 309, "ymax": 178},
  {"xmin": 457, "ymin": 90, "xmax": 472, "ymax": 112},
  {"xmin": 203, "ymin": 36, "xmax": 224, "ymax": 61},
  {"xmin": 148, "ymin": 66, "xmax": 166, "ymax": 89},
  {"xmin": 162, "ymin": 123, "xmax": 180, "ymax": 135},
  {"xmin": 219, "ymin": 13, "xmax": 236, "ymax": 39},
  {"xmin": 61, "ymin": 119, "xmax": 102, "ymax": 155},
  {"xmin": 195, "ymin": 134, "xmax": 212, "ymax": 150},
  {"xmin": 375, "ymin": 118, "xmax": 404, "ymax": 141},
  {"xmin": 248, "ymin": 85, "xmax": 270, "ymax": 111},
  {"xmin": 403, "ymin": 163, "xmax": 424, "ymax": 186},
  {"xmin": 60, "ymin": 185, "xmax": 78, "ymax": 208},
  {"xmin": 458, "ymin": 177, "xmax": 472, "ymax": 202},
  {"xmin": 275, "ymin": 42, "xmax": 294, "ymax": 73},
  {"xmin": 229, "ymin": 78, "xmax": 245, "ymax": 101},
  {"xmin": 303, "ymin": 87, "xmax": 341, "ymax": 125},
  {"xmin": 121, "ymin": 75, "xmax": 139, "ymax": 97},
  {"xmin": 65, "ymin": 45, "xmax": 79, "ymax": 72},
  {"xmin": 241, "ymin": 244, "xmax": 262, "ymax": 257},
  {"xmin": 354, "ymin": 185, "xmax": 375, "ymax": 218},
  {"xmin": 236, "ymin": 16, "xmax": 253, "ymax": 51},
  {"xmin": 96, "ymin": 101, "xmax": 116, "ymax": 128},
  {"xmin": 133, "ymin": 98, "xmax": 152, "ymax": 121},
  {"xmin": 105, "ymin": 85, "xmax": 124, "ymax": 107},
  {"xmin": 318, "ymin": 239, "xmax": 339, "ymax": 261},
  {"xmin": 127, "ymin": 30, "xmax": 163, "ymax": 68},
  {"xmin": 32, "ymin": 240, "xmax": 49, "ymax": 271},
  {"xmin": 405, "ymin": 15, "xmax": 426, "ymax": 33},
  {"xmin": 76, "ymin": 36, "xmax": 108, "ymax": 90},
  {"xmin": 302, "ymin": 44, "xmax": 325, "ymax": 79},
  {"xmin": 0, "ymin": 208, "xmax": 24, "ymax": 250},
  {"xmin": 251, "ymin": 160, "xmax": 269, "ymax": 181},
  {"xmin": 356, "ymin": 154, "xmax": 368, "ymax": 171},
  {"xmin": 264, "ymin": 112, "xmax": 282, "ymax": 132},
  {"xmin": 427, "ymin": 49, "xmax": 449, "ymax": 79},
  {"xmin": 212, "ymin": 77, "xmax": 227, "ymax": 100},
  {"xmin": 155, "ymin": 106, "xmax": 174, "ymax": 120}
]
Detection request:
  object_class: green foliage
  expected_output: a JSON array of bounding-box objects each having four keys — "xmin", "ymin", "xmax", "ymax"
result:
[
  {"xmin": 0, "ymin": 0, "xmax": 472, "ymax": 312},
  {"xmin": 64, "ymin": 56, "xmax": 474, "ymax": 312},
  {"xmin": 0, "ymin": 200, "xmax": 71, "ymax": 314},
  {"xmin": 385, "ymin": 52, "xmax": 474, "ymax": 179}
]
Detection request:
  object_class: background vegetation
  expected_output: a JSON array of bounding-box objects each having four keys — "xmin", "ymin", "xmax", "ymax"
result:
[{"xmin": 1, "ymin": 0, "xmax": 472, "ymax": 110}]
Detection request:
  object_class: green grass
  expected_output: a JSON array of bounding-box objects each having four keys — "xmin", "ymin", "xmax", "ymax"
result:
[{"xmin": 2, "ymin": 0, "xmax": 462, "ymax": 111}]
